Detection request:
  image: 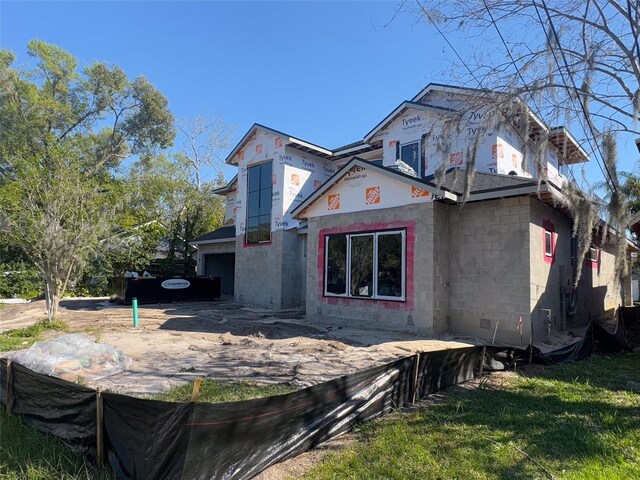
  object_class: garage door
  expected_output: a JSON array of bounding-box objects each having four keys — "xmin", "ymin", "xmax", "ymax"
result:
[{"xmin": 204, "ymin": 253, "xmax": 235, "ymax": 295}]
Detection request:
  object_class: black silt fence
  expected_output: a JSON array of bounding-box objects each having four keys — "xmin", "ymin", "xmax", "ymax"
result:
[
  {"xmin": 1, "ymin": 310, "xmax": 638, "ymax": 480},
  {"xmin": 104, "ymin": 356, "xmax": 416, "ymax": 480}
]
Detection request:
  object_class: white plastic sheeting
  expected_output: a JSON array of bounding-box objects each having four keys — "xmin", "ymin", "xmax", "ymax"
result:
[{"xmin": 9, "ymin": 334, "xmax": 131, "ymax": 382}]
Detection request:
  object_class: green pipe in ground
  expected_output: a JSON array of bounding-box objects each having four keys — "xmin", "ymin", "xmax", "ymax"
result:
[{"xmin": 132, "ymin": 297, "xmax": 139, "ymax": 328}]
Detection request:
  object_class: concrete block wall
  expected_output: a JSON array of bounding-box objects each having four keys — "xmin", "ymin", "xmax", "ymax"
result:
[
  {"xmin": 447, "ymin": 196, "xmax": 531, "ymax": 345},
  {"xmin": 279, "ymin": 230, "xmax": 306, "ymax": 307},
  {"xmin": 234, "ymin": 230, "xmax": 306, "ymax": 308},
  {"xmin": 306, "ymin": 203, "xmax": 440, "ymax": 334},
  {"xmin": 577, "ymin": 234, "xmax": 629, "ymax": 322},
  {"xmin": 234, "ymin": 232, "xmax": 284, "ymax": 308},
  {"xmin": 530, "ymin": 197, "xmax": 630, "ymax": 331},
  {"xmin": 529, "ymin": 197, "xmax": 572, "ymax": 336},
  {"xmin": 432, "ymin": 202, "xmax": 450, "ymax": 332}
]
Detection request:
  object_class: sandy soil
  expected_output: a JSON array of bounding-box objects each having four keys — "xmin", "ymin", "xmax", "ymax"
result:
[
  {"xmin": 1, "ymin": 298, "xmax": 555, "ymax": 479},
  {"xmin": 0, "ymin": 298, "xmax": 477, "ymax": 396}
]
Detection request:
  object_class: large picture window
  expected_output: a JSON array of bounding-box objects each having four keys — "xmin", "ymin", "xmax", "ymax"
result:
[
  {"xmin": 324, "ymin": 230, "xmax": 405, "ymax": 300},
  {"xmin": 246, "ymin": 161, "xmax": 272, "ymax": 244}
]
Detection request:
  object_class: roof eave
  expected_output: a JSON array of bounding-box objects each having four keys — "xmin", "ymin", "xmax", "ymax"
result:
[
  {"xmin": 291, "ymin": 158, "xmax": 458, "ymax": 219},
  {"xmin": 225, "ymin": 123, "xmax": 333, "ymax": 165},
  {"xmin": 548, "ymin": 127, "xmax": 589, "ymax": 164},
  {"xmin": 189, "ymin": 237, "xmax": 236, "ymax": 246},
  {"xmin": 363, "ymin": 101, "xmax": 453, "ymax": 143}
]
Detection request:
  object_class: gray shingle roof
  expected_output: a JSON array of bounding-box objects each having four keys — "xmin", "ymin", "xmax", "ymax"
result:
[
  {"xmin": 192, "ymin": 226, "xmax": 235, "ymax": 243},
  {"xmin": 424, "ymin": 169, "xmax": 539, "ymax": 196}
]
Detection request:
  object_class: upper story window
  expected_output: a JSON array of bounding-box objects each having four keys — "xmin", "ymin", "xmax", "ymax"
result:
[
  {"xmin": 246, "ymin": 161, "xmax": 272, "ymax": 244},
  {"xmin": 397, "ymin": 134, "xmax": 427, "ymax": 177},
  {"xmin": 558, "ymin": 161, "xmax": 569, "ymax": 178},
  {"xmin": 400, "ymin": 141, "xmax": 420, "ymax": 176}
]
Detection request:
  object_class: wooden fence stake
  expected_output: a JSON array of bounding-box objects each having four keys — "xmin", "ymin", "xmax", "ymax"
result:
[
  {"xmin": 96, "ymin": 387, "xmax": 104, "ymax": 467},
  {"xmin": 529, "ymin": 329, "xmax": 534, "ymax": 364},
  {"xmin": 6, "ymin": 360, "xmax": 13, "ymax": 415},
  {"xmin": 478, "ymin": 346, "xmax": 486, "ymax": 376},
  {"xmin": 191, "ymin": 378, "xmax": 202, "ymax": 402},
  {"xmin": 411, "ymin": 353, "xmax": 420, "ymax": 405}
]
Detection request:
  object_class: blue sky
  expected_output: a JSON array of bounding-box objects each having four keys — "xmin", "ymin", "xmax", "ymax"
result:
[{"xmin": 1, "ymin": 1, "xmax": 636, "ymax": 186}]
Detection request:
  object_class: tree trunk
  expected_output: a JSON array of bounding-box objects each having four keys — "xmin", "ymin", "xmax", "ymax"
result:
[
  {"xmin": 49, "ymin": 291, "xmax": 61, "ymax": 320},
  {"xmin": 44, "ymin": 278, "xmax": 62, "ymax": 321}
]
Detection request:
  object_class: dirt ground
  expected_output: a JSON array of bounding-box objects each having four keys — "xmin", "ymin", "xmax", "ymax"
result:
[
  {"xmin": 1, "ymin": 298, "xmax": 481, "ymax": 478},
  {"xmin": 1, "ymin": 298, "xmax": 563, "ymax": 479},
  {"xmin": 0, "ymin": 298, "xmax": 477, "ymax": 396}
]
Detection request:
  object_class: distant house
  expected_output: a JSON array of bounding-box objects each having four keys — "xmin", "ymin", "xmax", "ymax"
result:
[{"xmin": 191, "ymin": 83, "xmax": 636, "ymax": 345}]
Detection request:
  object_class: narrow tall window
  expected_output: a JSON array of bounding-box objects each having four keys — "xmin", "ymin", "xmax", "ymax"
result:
[
  {"xmin": 544, "ymin": 230, "xmax": 553, "ymax": 257},
  {"xmin": 350, "ymin": 234, "xmax": 374, "ymax": 297},
  {"xmin": 326, "ymin": 234, "xmax": 347, "ymax": 295},
  {"xmin": 400, "ymin": 141, "xmax": 420, "ymax": 176},
  {"xmin": 246, "ymin": 161, "xmax": 272, "ymax": 244},
  {"xmin": 377, "ymin": 232, "xmax": 403, "ymax": 297},
  {"xmin": 324, "ymin": 230, "xmax": 405, "ymax": 301}
]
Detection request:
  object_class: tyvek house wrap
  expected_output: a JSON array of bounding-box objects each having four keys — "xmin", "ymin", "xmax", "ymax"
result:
[
  {"xmin": 370, "ymin": 90, "xmax": 559, "ymax": 180},
  {"xmin": 303, "ymin": 163, "xmax": 435, "ymax": 218},
  {"xmin": 233, "ymin": 128, "xmax": 334, "ymax": 237}
]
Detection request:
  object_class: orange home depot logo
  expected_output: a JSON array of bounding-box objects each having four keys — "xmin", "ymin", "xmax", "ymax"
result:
[
  {"xmin": 328, "ymin": 194, "xmax": 340, "ymax": 210},
  {"xmin": 449, "ymin": 152, "xmax": 463, "ymax": 167},
  {"xmin": 291, "ymin": 173, "xmax": 300, "ymax": 186},
  {"xmin": 255, "ymin": 144, "xmax": 262, "ymax": 154},
  {"xmin": 411, "ymin": 185, "xmax": 429, "ymax": 198},
  {"xmin": 275, "ymin": 137, "xmax": 282, "ymax": 148},
  {"xmin": 492, "ymin": 143, "xmax": 503, "ymax": 159},
  {"xmin": 314, "ymin": 179, "xmax": 321, "ymax": 189},
  {"xmin": 388, "ymin": 140, "xmax": 398, "ymax": 148},
  {"xmin": 366, "ymin": 186, "xmax": 381, "ymax": 205}
]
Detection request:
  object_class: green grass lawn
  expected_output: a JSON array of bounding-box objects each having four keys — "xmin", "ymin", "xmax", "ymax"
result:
[
  {"xmin": 155, "ymin": 378, "xmax": 296, "ymax": 403},
  {"xmin": 0, "ymin": 406, "xmax": 112, "ymax": 480},
  {"xmin": 304, "ymin": 352, "xmax": 640, "ymax": 480},
  {"xmin": 0, "ymin": 380, "xmax": 295, "ymax": 479},
  {"xmin": 0, "ymin": 320, "xmax": 68, "ymax": 352},
  {"xmin": 1, "ymin": 353, "xmax": 638, "ymax": 479}
]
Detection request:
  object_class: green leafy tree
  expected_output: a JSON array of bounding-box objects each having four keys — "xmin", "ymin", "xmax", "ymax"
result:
[
  {"xmin": 0, "ymin": 41, "xmax": 175, "ymax": 317},
  {"xmin": 131, "ymin": 152, "xmax": 226, "ymax": 276}
]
